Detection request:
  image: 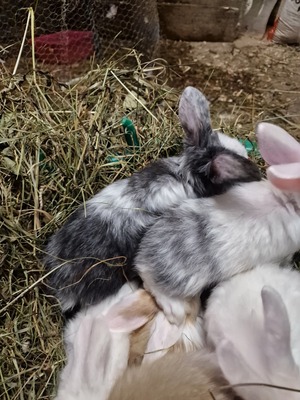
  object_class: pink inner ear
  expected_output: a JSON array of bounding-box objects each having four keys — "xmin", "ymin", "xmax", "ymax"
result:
[
  {"xmin": 103, "ymin": 289, "xmax": 153, "ymax": 332},
  {"xmin": 106, "ymin": 314, "xmax": 149, "ymax": 332},
  {"xmin": 267, "ymin": 163, "xmax": 300, "ymax": 192},
  {"xmin": 145, "ymin": 312, "xmax": 183, "ymax": 354},
  {"xmin": 256, "ymin": 122, "xmax": 300, "ymax": 165}
]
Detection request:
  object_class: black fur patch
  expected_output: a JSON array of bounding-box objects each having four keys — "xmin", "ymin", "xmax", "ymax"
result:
[{"xmin": 183, "ymin": 145, "xmax": 261, "ymax": 198}]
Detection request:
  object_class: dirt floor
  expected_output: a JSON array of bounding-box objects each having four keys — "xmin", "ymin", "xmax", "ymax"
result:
[
  {"xmin": 3, "ymin": 35, "xmax": 299, "ymax": 138},
  {"xmin": 159, "ymin": 36, "xmax": 300, "ymax": 138}
]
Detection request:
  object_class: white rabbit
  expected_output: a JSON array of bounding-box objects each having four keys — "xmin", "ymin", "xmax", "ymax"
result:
[
  {"xmin": 55, "ymin": 316, "xmax": 129, "ymax": 400},
  {"xmin": 135, "ymin": 122, "xmax": 300, "ymax": 324},
  {"xmin": 204, "ymin": 264, "xmax": 300, "ymax": 400},
  {"xmin": 56, "ymin": 283, "xmax": 209, "ymax": 400}
]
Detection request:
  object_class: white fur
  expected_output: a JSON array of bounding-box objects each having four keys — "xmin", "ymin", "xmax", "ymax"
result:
[
  {"xmin": 146, "ymin": 179, "xmax": 300, "ymax": 299},
  {"xmin": 206, "ymin": 180, "xmax": 300, "ymax": 278},
  {"xmin": 88, "ymin": 174, "xmax": 196, "ymax": 216},
  {"xmin": 205, "ymin": 264, "xmax": 300, "ymax": 400},
  {"xmin": 143, "ymin": 312, "xmax": 205, "ymax": 363},
  {"xmin": 56, "ymin": 283, "xmax": 141, "ymax": 400},
  {"xmin": 89, "ymin": 179, "xmax": 130, "ymax": 209},
  {"xmin": 64, "ymin": 282, "xmax": 138, "ymax": 353},
  {"xmin": 143, "ymin": 311, "xmax": 183, "ymax": 362},
  {"xmin": 146, "ymin": 179, "xmax": 197, "ymax": 212},
  {"xmin": 56, "ymin": 317, "xmax": 130, "ymax": 400},
  {"xmin": 216, "ymin": 130, "xmax": 248, "ymax": 158},
  {"xmin": 136, "ymin": 178, "xmax": 300, "ymax": 326},
  {"xmin": 56, "ymin": 283, "xmax": 206, "ymax": 400}
]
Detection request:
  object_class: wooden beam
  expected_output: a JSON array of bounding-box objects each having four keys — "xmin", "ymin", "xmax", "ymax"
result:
[{"xmin": 158, "ymin": 1, "xmax": 243, "ymax": 42}]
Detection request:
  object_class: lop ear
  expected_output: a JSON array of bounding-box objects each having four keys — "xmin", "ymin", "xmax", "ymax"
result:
[
  {"xmin": 72, "ymin": 316, "xmax": 112, "ymax": 386},
  {"xmin": 261, "ymin": 286, "xmax": 297, "ymax": 374},
  {"xmin": 267, "ymin": 163, "xmax": 300, "ymax": 192},
  {"xmin": 104, "ymin": 289, "xmax": 158, "ymax": 332},
  {"xmin": 143, "ymin": 311, "xmax": 183, "ymax": 363},
  {"xmin": 60, "ymin": 316, "xmax": 100, "ymax": 389},
  {"xmin": 256, "ymin": 122, "xmax": 300, "ymax": 165},
  {"xmin": 178, "ymin": 86, "xmax": 213, "ymax": 148},
  {"xmin": 56, "ymin": 316, "xmax": 130, "ymax": 400}
]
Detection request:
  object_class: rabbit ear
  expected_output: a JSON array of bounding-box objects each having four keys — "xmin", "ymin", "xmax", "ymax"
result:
[
  {"xmin": 143, "ymin": 311, "xmax": 183, "ymax": 363},
  {"xmin": 209, "ymin": 152, "xmax": 261, "ymax": 185},
  {"xmin": 56, "ymin": 316, "xmax": 125, "ymax": 399},
  {"xmin": 217, "ymin": 339, "xmax": 259, "ymax": 384},
  {"xmin": 267, "ymin": 163, "xmax": 300, "ymax": 192},
  {"xmin": 178, "ymin": 86, "xmax": 213, "ymax": 148},
  {"xmin": 104, "ymin": 289, "xmax": 158, "ymax": 332},
  {"xmin": 256, "ymin": 122, "xmax": 300, "ymax": 165},
  {"xmin": 73, "ymin": 316, "xmax": 112, "ymax": 386},
  {"xmin": 63, "ymin": 316, "xmax": 97, "ymax": 387},
  {"xmin": 261, "ymin": 286, "xmax": 297, "ymax": 373},
  {"xmin": 62, "ymin": 315, "xmax": 130, "ymax": 400}
]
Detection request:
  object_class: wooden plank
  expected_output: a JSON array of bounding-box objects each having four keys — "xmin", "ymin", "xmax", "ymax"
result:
[
  {"xmin": 158, "ymin": 2, "xmax": 241, "ymax": 42},
  {"xmin": 157, "ymin": 0, "xmax": 240, "ymax": 6}
]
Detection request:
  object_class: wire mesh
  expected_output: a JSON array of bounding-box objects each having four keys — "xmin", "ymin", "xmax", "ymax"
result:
[{"xmin": 0, "ymin": 0, "xmax": 159, "ymax": 70}]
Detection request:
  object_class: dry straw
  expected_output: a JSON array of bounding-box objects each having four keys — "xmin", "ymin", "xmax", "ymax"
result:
[{"xmin": 0, "ymin": 46, "xmax": 184, "ymax": 398}]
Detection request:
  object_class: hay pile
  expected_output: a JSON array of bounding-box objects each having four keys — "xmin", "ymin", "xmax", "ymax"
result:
[{"xmin": 0, "ymin": 55, "xmax": 184, "ymax": 399}]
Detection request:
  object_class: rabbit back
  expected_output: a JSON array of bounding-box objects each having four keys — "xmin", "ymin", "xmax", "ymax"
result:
[{"xmin": 109, "ymin": 350, "xmax": 240, "ymax": 400}]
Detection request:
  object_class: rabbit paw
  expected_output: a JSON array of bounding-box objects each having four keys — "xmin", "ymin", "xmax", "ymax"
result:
[{"xmin": 153, "ymin": 292, "xmax": 186, "ymax": 325}]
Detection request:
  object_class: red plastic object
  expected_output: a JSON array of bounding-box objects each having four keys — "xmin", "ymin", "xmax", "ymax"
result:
[
  {"xmin": 33, "ymin": 30, "xmax": 94, "ymax": 65},
  {"xmin": 266, "ymin": 19, "xmax": 279, "ymax": 41}
]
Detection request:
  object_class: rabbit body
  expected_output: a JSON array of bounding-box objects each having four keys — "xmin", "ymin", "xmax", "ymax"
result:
[
  {"xmin": 136, "ymin": 180, "xmax": 300, "ymax": 298},
  {"xmin": 205, "ymin": 264, "xmax": 300, "ymax": 366},
  {"xmin": 45, "ymin": 159, "xmax": 193, "ymax": 313},
  {"xmin": 44, "ymin": 87, "xmax": 260, "ymax": 314}
]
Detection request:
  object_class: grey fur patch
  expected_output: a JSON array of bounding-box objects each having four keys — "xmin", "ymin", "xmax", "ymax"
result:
[{"xmin": 135, "ymin": 204, "xmax": 221, "ymax": 298}]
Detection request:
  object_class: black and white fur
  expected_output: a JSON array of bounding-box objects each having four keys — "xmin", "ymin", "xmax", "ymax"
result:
[
  {"xmin": 135, "ymin": 122, "xmax": 300, "ymax": 324},
  {"xmin": 43, "ymin": 87, "xmax": 260, "ymax": 315}
]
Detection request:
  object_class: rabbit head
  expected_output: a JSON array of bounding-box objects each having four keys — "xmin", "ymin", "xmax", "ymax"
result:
[{"xmin": 179, "ymin": 86, "xmax": 261, "ymax": 197}]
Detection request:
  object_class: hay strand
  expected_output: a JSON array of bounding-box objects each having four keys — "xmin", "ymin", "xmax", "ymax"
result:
[{"xmin": 0, "ymin": 53, "xmax": 182, "ymax": 399}]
